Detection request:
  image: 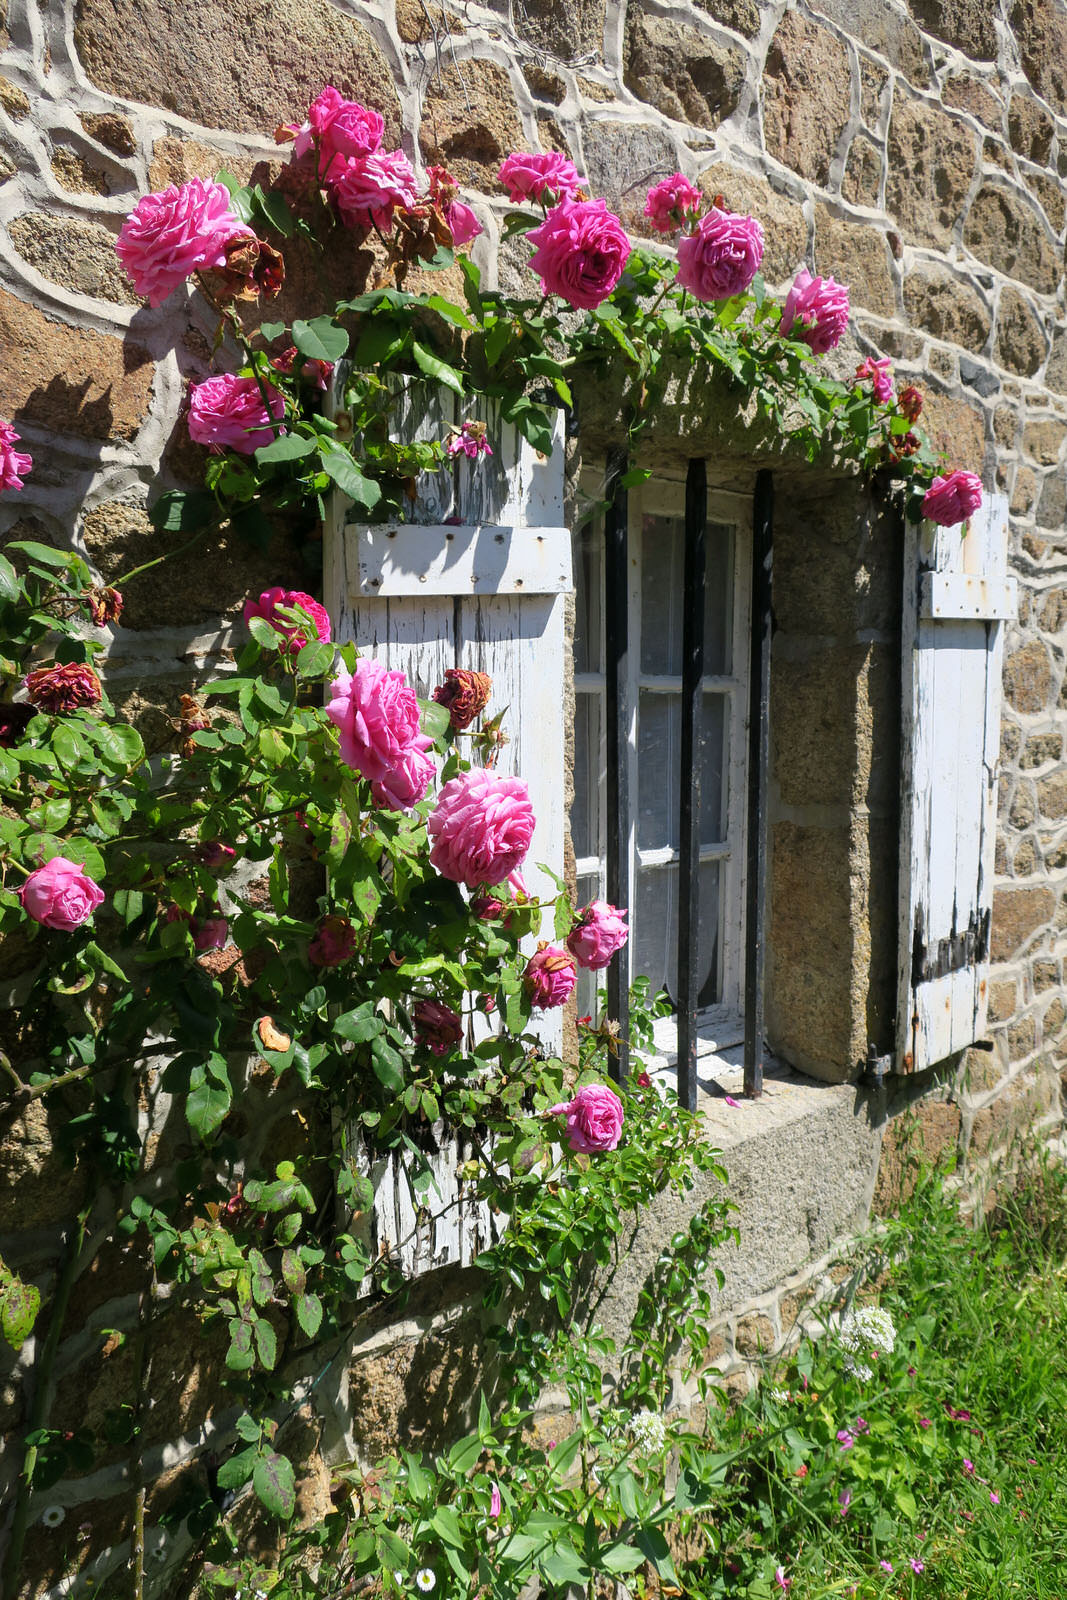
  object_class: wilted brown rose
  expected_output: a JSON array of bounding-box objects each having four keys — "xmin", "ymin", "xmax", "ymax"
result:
[
  {"xmin": 24, "ymin": 662, "xmax": 102, "ymax": 714},
  {"xmin": 432, "ymin": 667, "xmax": 491, "ymax": 731},
  {"xmin": 86, "ymin": 587, "xmax": 124, "ymax": 627}
]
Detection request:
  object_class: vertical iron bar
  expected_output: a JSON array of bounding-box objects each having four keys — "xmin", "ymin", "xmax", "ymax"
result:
[
  {"xmin": 604, "ymin": 449, "xmax": 630, "ymax": 1083},
  {"xmin": 744, "ymin": 469, "xmax": 773, "ymax": 1099},
  {"xmin": 677, "ymin": 458, "xmax": 707, "ymax": 1111}
]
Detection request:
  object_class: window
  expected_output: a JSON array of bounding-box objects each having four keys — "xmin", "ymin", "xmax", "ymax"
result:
[{"xmin": 571, "ymin": 476, "xmax": 752, "ymax": 1043}]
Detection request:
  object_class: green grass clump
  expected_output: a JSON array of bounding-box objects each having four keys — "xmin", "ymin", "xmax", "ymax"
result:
[{"xmin": 689, "ymin": 1155, "xmax": 1067, "ymax": 1599}]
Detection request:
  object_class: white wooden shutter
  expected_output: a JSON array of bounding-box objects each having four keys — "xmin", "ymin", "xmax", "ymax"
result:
[
  {"xmin": 324, "ymin": 385, "xmax": 571, "ymax": 1274},
  {"xmin": 896, "ymin": 491, "xmax": 1016, "ymax": 1073}
]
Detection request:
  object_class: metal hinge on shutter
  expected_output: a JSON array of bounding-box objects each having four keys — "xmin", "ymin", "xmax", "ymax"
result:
[{"xmin": 896, "ymin": 492, "xmax": 1016, "ymax": 1074}]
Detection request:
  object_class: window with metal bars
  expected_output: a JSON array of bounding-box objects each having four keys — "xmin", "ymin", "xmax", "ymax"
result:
[{"xmin": 571, "ymin": 471, "xmax": 753, "ymax": 1065}]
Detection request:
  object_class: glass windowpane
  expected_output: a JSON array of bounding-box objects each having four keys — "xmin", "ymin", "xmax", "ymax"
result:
[
  {"xmin": 572, "ymin": 519, "xmax": 602, "ymax": 676},
  {"xmin": 640, "ymin": 515, "xmax": 734, "ymax": 677},
  {"xmin": 637, "ymin": 692, "xmax": 727, "ymax": 850},
  {"xmin": 633, "ymin": 860, "xmax": 721, "ymax": 1008},
  {"xmin": 571, "ymin": 694, "xmax": 601, "ymax": 862}
]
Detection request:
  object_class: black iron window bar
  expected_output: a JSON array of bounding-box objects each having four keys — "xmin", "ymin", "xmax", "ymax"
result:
[{"xmin": 602, "ymin": 457, "xmax": 772, "ymax": 1106}]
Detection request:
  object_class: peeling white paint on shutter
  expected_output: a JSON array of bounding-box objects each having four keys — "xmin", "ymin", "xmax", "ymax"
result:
[
  {"xmin": 896, "ymin": 492, "xmax": 1016, "ymax": 1074},
  {"xmin": 325, "ymin": 383, "xmax": 571, "ymax": 1275}
]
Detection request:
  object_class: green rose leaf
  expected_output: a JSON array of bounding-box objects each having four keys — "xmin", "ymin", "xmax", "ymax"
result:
[
  {"xmin": 148, "ymin": 490, "xmax": 217, "ymax": 533},
  {"xmin": 320, "ymin": 445, "xmax": 382, "ymax": 509},
  {"xmin": 253, "ymin": 1449, "xmax": 296, "ymax": 1519},
  {"xmin": 292, "ymin": 316, "xmax": 350, "ymax": 364},
  {"xmin": 412, "ymin": 340, "xmax": 464, "ymax": 394},
  {"xmin": 255, "ymin": 432, "xmax": 317, "ymax": 464}
]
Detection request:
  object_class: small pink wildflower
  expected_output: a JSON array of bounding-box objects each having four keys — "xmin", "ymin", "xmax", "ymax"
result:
[
  {"xmin": 880, "ymin": 1561, "xmax": 893, "ymax": 1573},
  {"xmin": 945, "ymin": 1404, "xmax": 972, "ymax": 1421},
  {"xmin": 963, "ymin": 1459, "xmax": 975, "ymax": 1475},
  {"xmin": 774, "ymin": 1567, "xmax": 791, "ymax": 1593},
  {"xmin": 990, "ymin": 1490, "xmax": 1000, "ymax": 1505},
  {"xmin": 919, "ymin": 1418, "xmax": 931, "ymax": 1429},
  {"xmin": 838, "ymin": 1488, "xmax": 852, "ymax": 1517},
  {"xmin": 837, "ymin": 1429, "xmax": 855, "ymax": 1451},
  {"xmin": 447, "ymin": 421, "xmax": 493, "ymax": 460},
  {"xmin": 1027, "ymin": 1457, "xmax": 1038, "ymax": 1465},
  {"xmin": 489, "ymin": 1482, "xmax": 502, "ymax": 1518},
  {"xmin": 907, "ymin": 1366, "xmax": 917, "ymax": 1377},
  {"xmin": 910, "ymin": 1559, "xmax": 925, "ymax": 1575},
  {"xmin": 854, "ymin": 1416, "xmax": 869, "ymax": 1434}
]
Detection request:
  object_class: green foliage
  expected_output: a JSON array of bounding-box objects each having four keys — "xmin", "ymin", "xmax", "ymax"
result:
[{"xmin": 0, "ymin": 1255, "xmax": 40, "ymax": 1350}]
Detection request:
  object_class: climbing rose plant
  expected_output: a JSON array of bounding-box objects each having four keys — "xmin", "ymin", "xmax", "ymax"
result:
[{"xmin": 0, "ymin": 81, "xmax": 981, "ymax": 1585}]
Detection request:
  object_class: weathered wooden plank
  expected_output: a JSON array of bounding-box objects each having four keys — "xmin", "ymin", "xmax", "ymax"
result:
[{"xmin": 353, "ymin": 524, "xmax": 572, "ymax": 598}]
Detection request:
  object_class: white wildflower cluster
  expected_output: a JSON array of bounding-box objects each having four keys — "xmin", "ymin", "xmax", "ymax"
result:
[
  {"xmin": 837, "ymin": 1306, "xmax": 897, "ymax": 1381},
  {"xmin": 630, "ymin": 1409, "xmax": 669, "ymax": 1453},
  {"xmin": 770, "ymin": 1387, "xmax": 792, "ymax": 1405}
]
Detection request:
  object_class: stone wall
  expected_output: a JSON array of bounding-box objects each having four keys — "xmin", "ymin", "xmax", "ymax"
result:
[{"xmin": 4, "ymin": 0, "xmax": 1067, "ymax": 1591}]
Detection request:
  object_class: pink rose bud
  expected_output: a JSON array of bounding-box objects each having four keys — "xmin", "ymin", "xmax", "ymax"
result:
[
  {"xmin": 921, "ymin": 469, "xmax": 983, "ymax": 526},
  {"xmin": 291, "ymin": 86, "xmax": 385, "ymax": 179},
  {"xmin": 243, "ymin": 587, "xmax": 333, "ymax": 654},
  {"xmin": 0, "ymin": 418, "xmax": 33, "ymax": 490},
  {"xmin": 326, "ymin": 658, "xmax": 425, "ymax": 785},
  {"xmin": 20, "ymin": 856, "xmax": 105, "ymax": 930},
  {"xmin": 524, "ymin": 942, "xmax": 577, "ymax": 1010},
  {"xmin": 489, "ymin": 1483, "xmax": 502, "ymax": 1518},
  {"xmin": 370, "ymin": 740, "xmax": 436, "ymax": 812},
  {"xmin": 327, "ymin": 149, "xmax": 418, "ymax": 230},
  {"xmin": 644, "ymin": 173, "xmax": 703, "ymax": 234},
  {"xmin": 24, "ymin": 662, "xmax": 102, "ymax": 715},
  {"xmin": 428, "ymin": 768, "xmax": 536, "ymax": 888},
  {"xmin": 780, "ymin": 268, "xmax": 850, "ymax": 354},
  {"xmin": 471, "ymin": 893, "xmax": 505, "ymax": 920},
  {"xmin": 308, "ymin": 914, "xmax": 357, "ymax": 968},
  {"xmin": 855, "ymin": 356, "xmax": 894, "ymax": 404},
  {"xmin": 526, "ymin": 198, "xmax": 631, "ymax": 311},
  {"xmin": 413, "ymin": 998, "xmax": 463, "ymax": 1055},
  {"xmin": 197, "ymin": 841, "xmax": 237, "ymax": 870},
  {"xmin": 193, "ymin": 916, "xmax": 229, "ymax": 952},
  {"xmin": 566, "ymin": 899, "xmax": 628, "ymax": 970},
  {"xmin": 498, "ymin": 150, "xmax": 583, "ymax": 204},
  {"xmin": 675, "ymin": 207, "xmax": 764, "ymax": 302},
  {"xmin": 545, "ymin": 1082, "xmax": 625, "ymax": 1153},
  {"xmin": 116, "ymin": 178, "xmax": 253, "ymax": 307},
  {"xmin": 188, "ymin": 373, "xmax": 286, "ymax": 456}
]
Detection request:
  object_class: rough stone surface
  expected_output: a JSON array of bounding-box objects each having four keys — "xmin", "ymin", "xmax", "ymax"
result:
[
  {"xmin": 1025, "ymin": 170, "xmax": 1066, "ymax": 232},
  {"xmin": 908, "ymin": 0, "xmax": 998, "ymax": 57},
  {"xmin": 903, "ymin": 260, "xmax": 990, "ymax": 347},
  {"xmin": 0, "ymin": 73, "xmax": 29, "ymax": 116},
  {"xmin": 515, "ymin": 0, "xmax": 605, "ymax": 58},
  {"xmin": 941, "ymin": 72, "xmax": 1003, "ymax": 128},
  {"xmin": 624, "ymin": 12, "xmax": 746, "ymax": 129},
  {"xmin": 1022, "ymin": 419, "xmax": 1065, "ymax": 465},
  {"xmin": 9, "ymin": 212, "xmax": 138, "ymax": 305},
  {"xmin": 873, "ymin": 1099, "xmax": 961, "ymax": 1211},
  {"xmin": 762, "ymin": 13, "xmax": 851, "ymax": 188},
  {"xmin": 1039, "ymin": 588, "xmax": 1067, "ymax": 632},
  {"xmin": 770, "ymin": 821, "xmax": 855, "ymax": 1077},
  {"xmin": 73, "ymin": 0, "xmax": 401, "ymax": 137},
  {"xmin": 79, "ymin": 108, "xmax": 136, "ymax": 154},
  {"xmin": 964, "ymin": 184, "xmax": 1061, "ymax": 295},
  {"xmin": 842, "ymin": 135, "xmax": 883, "ymax": 209},
  {"xmin": 51, "ymin": 142, "xmax": 115, "ymax": 194},
  {"xmin": 994, "ymin": 287, "xmax": 1048, "ymax": 377},
  {"xmin": 990, "ymin": 884, "xmax": 1056, "ymax": 961},
  {"xmin": 696, "ymin": 162, "xmax": 807, "ymax": 284},
  {"xmin": 0, "ymin": 289, "xmax": 153, "ymax": 443},
  {"xmin": 1010, "ymin": 0, "xmax": 1067, "ymax": 120},
  {"xmin": 813, "ymin": 208, "xmax": 896, "ymax": 317},
  {"xmin": 1009, "ymin": 93, "xmax": 1055, "ymax": 165},
  {"xmin": 1004, "ymin": 641, "xmax": 1054, "ymax": 713},
  {"xmin": 1037, "ymin": 772, "xmax": 1067, "ymax": 820},
  {"xmin": 886, "ymin": 96, "xmax": 976, "ymax": 248},
  {"xmin": 395, "ymin": 0, "xmax": 449, "ymax": 44},
  {"xmin": 919, "ymin": 390, "xmax": 986, "ymax": 474},
  {"xmin": 419, "ymin": 59, "xmax": 524, "ymax": 190},
  {"xmin": 696, "ymin": 0, "xmax": 761, "ymax": 35},
  {"xmin": 1035, "ymin": 469, "xmax": 1066, "ymax": 529},
  {"xmin": 148, "ymin": 135, "xmax": 255, "ymax": 193},
  {"xmin": 819, "ymin": 0, "xmax": 928, "ymax": 79},
  {"xmin": 581, "ymin": 120, "xmax": 682, "ymax": 234}
]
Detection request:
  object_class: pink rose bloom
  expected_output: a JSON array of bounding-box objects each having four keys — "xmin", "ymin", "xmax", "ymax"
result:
[
  {"xmin": 546, "ymin": 1083, "xmax": 625, "ymax": 1153},
  {"xmin": 327, "ymin": 149, "xmax": 417, "ymax": 230},
  {"xmin": 644, "ymin": 173, "xmax": 703, "ymax": 234},
  {"xmin": 780, "ymin": 268, "xmax": 850, "ymax": 354},
  {"xmin": 292, "ymin": 86, "xmax": 384, "ymax": 177},
  {"xmin": 856, "ymin": 356, "xmax": 894, "ymax": 403},
  {"xmin": 309, "ymin": 914, "xmax": 357, "ymax": 967},
  {"xmin": 193, "ymin": 916, "xmax": 229, "ymax": 952},
  {"xmin": 326, "ymin": 658, "xmax": 423, "ymax": 784},
  {"xmin": 428, "ymin": 768, "xmax": 535, "ymax": 888},
  {"xmin": 524, "ymin": 943, "xmax": 577, "ymax": 1010},
  {"xmin": 20, "ymin": 856, "xmax": 105, "ymax": 930},
  {"xmin": 243, "ymin": 587, "xmax": 332, "ymax": 654},
  {"xmin": 527, "ymin": 198, "xmax": 630, "ymax": 311},
  {"xmin": 413, "ymin": 998, "xmax": 463, "ymax": 1055},
  {"xmin": 0, "ymin": 419, "xmax": 32, "ymax": 491},
  {"xmin": 567, "ymin": 899, "xmax": 628, "ymax": 970},
  {"xmin": 116, "ymin": 179, "xmax": 251, "ymax": 307},
  {"xmin": 447, "ymin": 423, "xmax": 493, "ymax": 461},
  {"xmin": 370, "ymin": 738, "xmax": 435, "ymax": 811},
  {"xmin": 921, "ymin": 469, "xmax": 983, "ymax": 526},
  {"xmin": 188, "ymin": 374, "xmax": 286, "ymax": 455},
  {"xmin": 498, "ymin": 151, "xmax": 583, "ymax": 204},
  {"xmin": 676, "ymin": 207, "xmax": 763, "ymax": 302},
  {"xmin": 489, "ymin": 1483, "xmax": 502, "ymax": 1519},
  {"xmin": 197, "ymin": 841, "xmax": 236, "ymax": 870},
  {"xmin": 446, "ymin": 200, "xmax": 481, "ymax": 247}
]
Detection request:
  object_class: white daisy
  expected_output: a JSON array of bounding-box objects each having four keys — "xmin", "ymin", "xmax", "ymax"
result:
[
  {"xmin": 41, "ymin": 1505, "xmax": 66, "ymax": 1528},
  {"xmin": 415, "ymin": 1570, "xmax": 436, "ymax": 1592}
]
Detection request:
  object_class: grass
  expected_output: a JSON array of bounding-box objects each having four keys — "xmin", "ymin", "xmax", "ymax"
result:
[{"xmin": 688, "ymin": 1154, "xmax": 1067, "ymax": 1599}]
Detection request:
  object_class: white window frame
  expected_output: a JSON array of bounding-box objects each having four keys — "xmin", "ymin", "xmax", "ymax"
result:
[{"xmin": 572, "ymin": 472, "xmax": 752, "ymax": 1057}]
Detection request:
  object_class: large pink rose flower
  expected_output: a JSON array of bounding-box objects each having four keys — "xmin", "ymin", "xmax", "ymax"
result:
[
  {"xmin": 527, "ymin": 198, "xmax": 630, "ymax": 311},
  {"xmin": 116, "ymin": 179, "xmax": 251, "ymax": 307},
  {"xmin": 370, "ymin": 738, "xmax": 435, "ymax": 812},
  {"xmin": 292, "ymin": 86, "xmax": 385, "ymax": 177},
  {"xmin": 780, "ymin": 269, "xmax": 850, "ymax": 354},
  {"xmin": 922, "ymin": 470, "xmax": 983, "ymax": 526},
  {"xmin": 188, "ymin": 374, "xmax": 286, "ymax": 455},
  {"xmin": 20, "ymin": 856, "xmax": 105, "ymax": 930},
  {"xmin": 413, "ymin": 998, "xmax": 463, "ymax": 1055},
  {"xmin": 328, "ymin": 150, "xmax": 417, "ymax": 230},
  {"xmin": 546, "ymin": 1083, "xmax": 625, "ymax": 1153},
  {"xmin": 524, "ymin": 943, "xmax": 577, "ymax": 1009},
  {"xmin": 498, "ymin": 151, "xmax": 583, "ymax": 204},
  {"xmin": 326, "ymin": 658, "xmax": 423, "ymax": 784},
  {"xmin": 566, "ymin": 899, "xmax": 629, "ymax": 970},
  {"xmin": 675, "ymin": 207, "xmax": 763, "ymax": 302},
  {"xmin": 243, "ymin": 587, "xmax": 332, "ymax": 654},
  {"xmin": 0, "ymin": 420, "xmax": 32, "ymax": 491},
  {"xmin": 427, "ymin": 768, "xmax": 535, "ymax": 887},
  {"xmin": 644, "ymin": 173, "xmax": 703, "ymax": 234}
]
